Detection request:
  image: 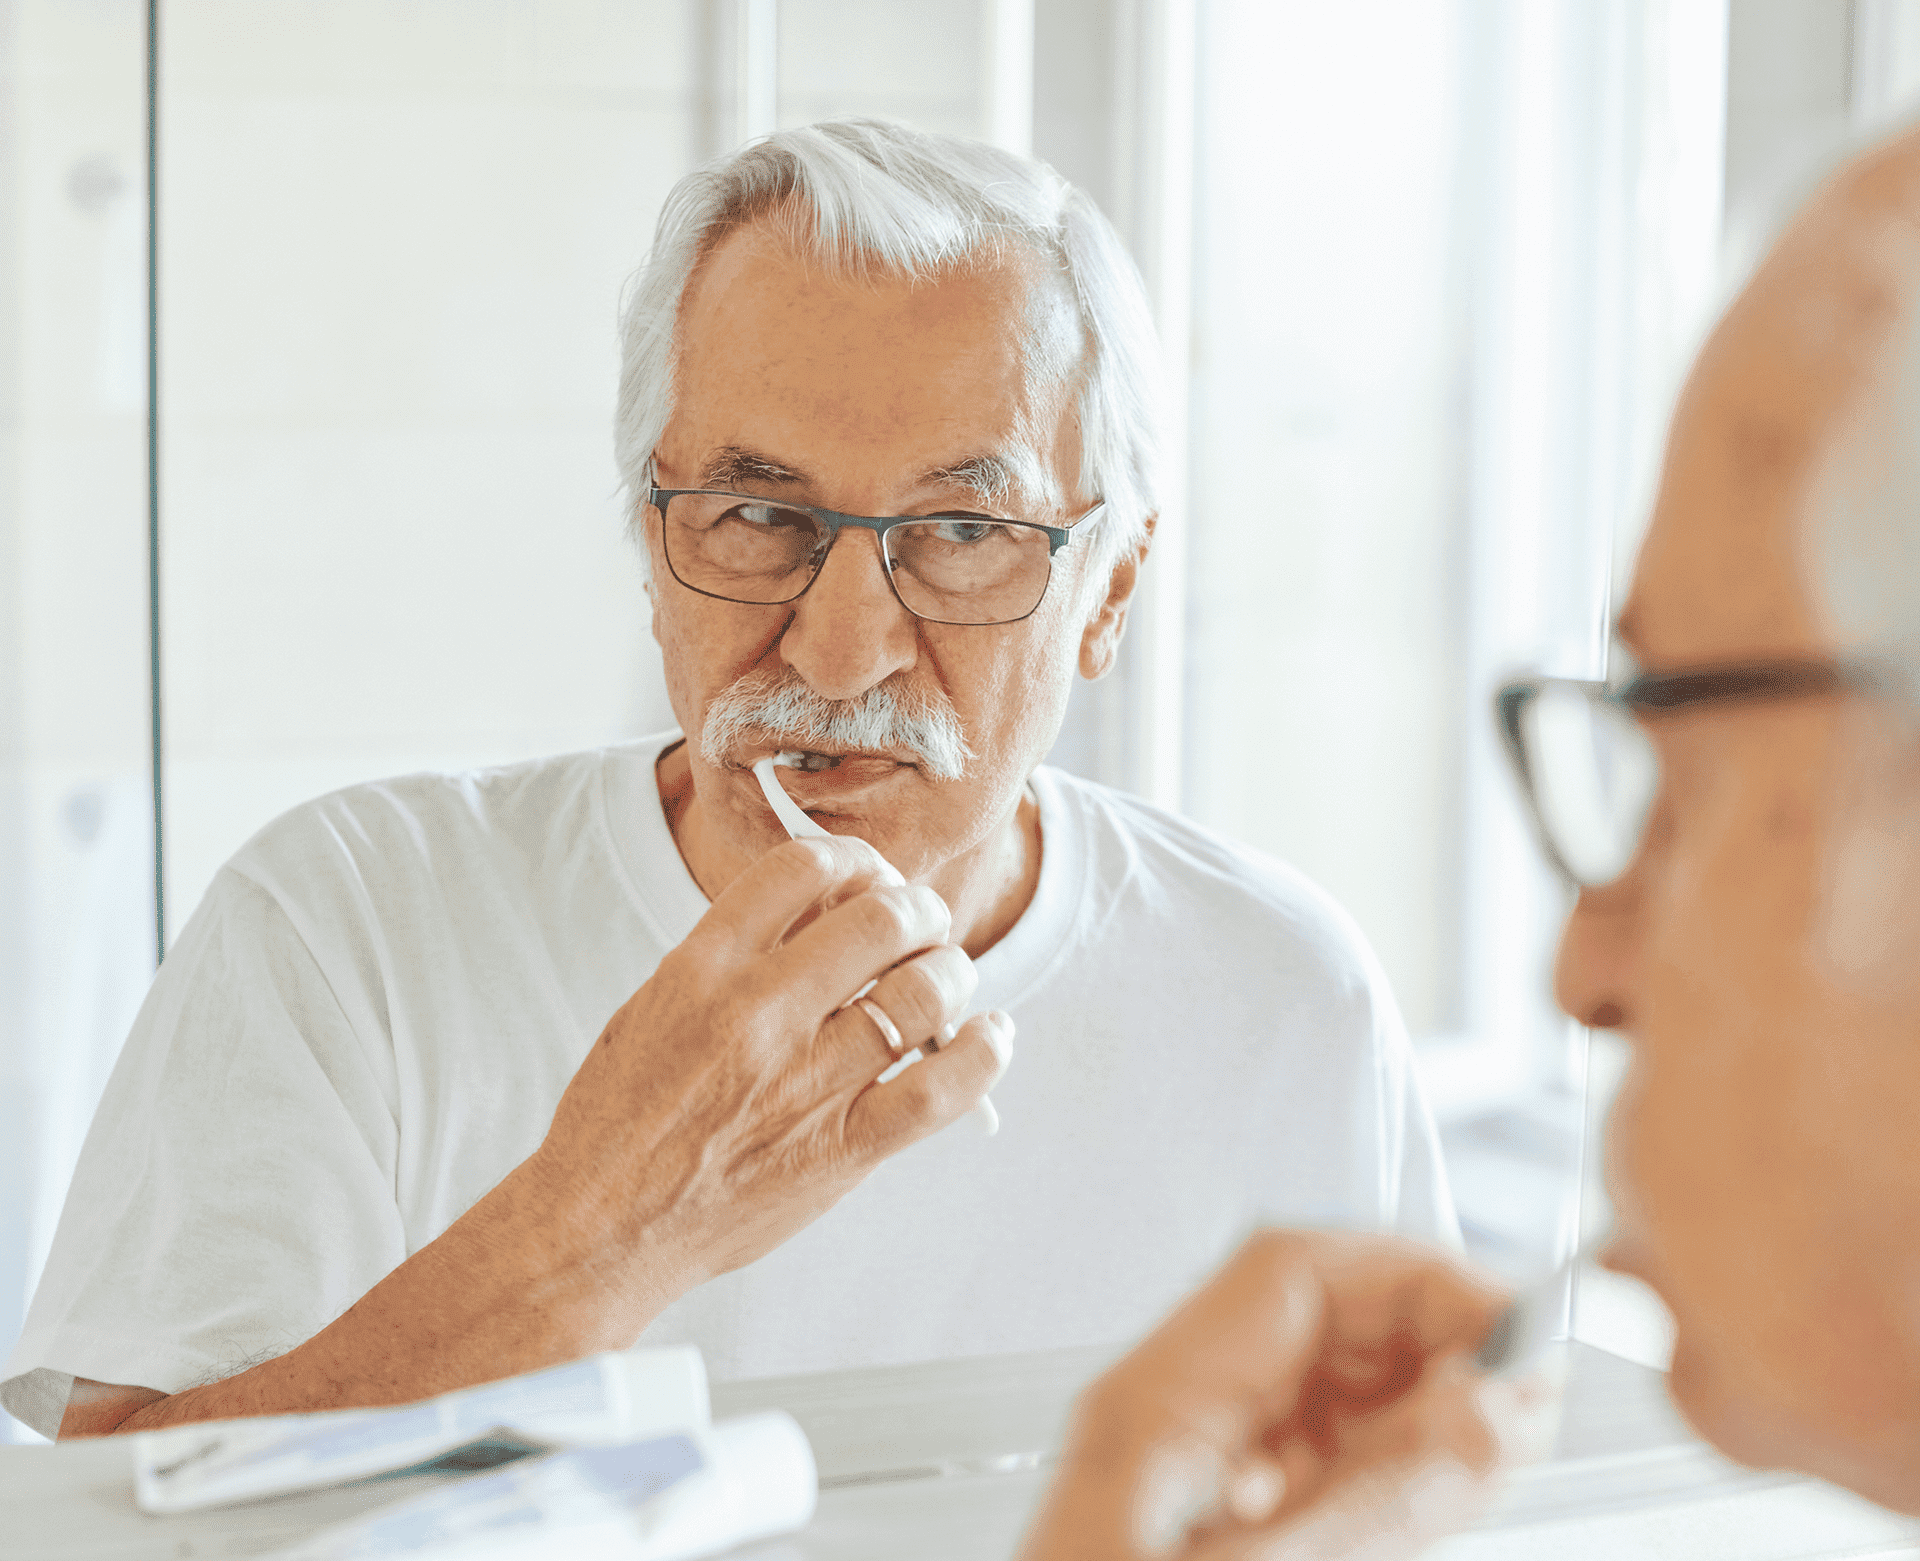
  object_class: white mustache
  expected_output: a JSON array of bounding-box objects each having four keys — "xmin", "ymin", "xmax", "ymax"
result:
[{"xmin": 699, "ymin": 672, "xmax": 974, "ymax": 781}]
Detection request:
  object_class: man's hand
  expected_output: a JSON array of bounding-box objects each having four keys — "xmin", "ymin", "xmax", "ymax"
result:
[
  {"xmin": 531, "ymin": 832, "xmax": 1014, "ymax": 1318},
  {"xmin": 1020, "ymin": 1231, "xmax": 1548, "ymax": 1561},
  {"xmin": 63, "ymin": 833, "xmax": 1010, "ymax": 1438}
]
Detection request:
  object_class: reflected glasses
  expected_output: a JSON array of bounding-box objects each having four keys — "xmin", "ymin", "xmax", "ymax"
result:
[
  {"xmin": 1495, "ymin": 658, "xmax": 1888, "ymax": 887},
  {"xmin": 649, "ymin": 487, "xmax": 1107, "ymax": 627}
]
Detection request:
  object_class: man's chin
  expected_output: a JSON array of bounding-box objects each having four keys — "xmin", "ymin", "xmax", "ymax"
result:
[
  {"xmin": 1663, "ymin": 1322, "xmax": 1918, "ymax": 1509},
  {"xmin": 1675, "ymin": 1363, "xmax": 1870, "ymax": 1502}
]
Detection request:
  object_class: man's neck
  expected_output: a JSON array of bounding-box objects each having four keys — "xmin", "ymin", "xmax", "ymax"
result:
[{"xmin": 655, "ymin": 742, "xmax": 1042, "ymax": 959}]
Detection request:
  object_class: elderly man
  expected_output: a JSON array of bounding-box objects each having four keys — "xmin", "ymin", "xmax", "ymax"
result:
[
  {"xmin": 2, "ymin": 119, "xmax": 1452, "ymax": 1442},
  {"xmin": 1018, "ymin": 119, "xmax": 1920, "ymax": 1558}
]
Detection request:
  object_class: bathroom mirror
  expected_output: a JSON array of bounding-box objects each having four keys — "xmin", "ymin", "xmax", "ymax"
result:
[{"xmin": 21, "ymin": 0, "xmax": 1878, "ymax": 1436}]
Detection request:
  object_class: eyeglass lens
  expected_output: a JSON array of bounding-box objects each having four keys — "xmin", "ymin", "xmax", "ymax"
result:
[
  {"xmin": 661, "ymin": 492, "xmax": 1055, "ymax": 625},
  {"xmin": 1521, "ymin": 684, "xmax": 1660, "ymax": 886}
]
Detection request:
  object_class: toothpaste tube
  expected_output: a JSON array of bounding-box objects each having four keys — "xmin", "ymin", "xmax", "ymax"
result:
[
  {"xmin": 134, "ymin": 1345, "xmax": 709, "ymax": 1514},
  {"xmin": 270, "ymin": 1411, "xmax": 817, "ymax": 1561}
]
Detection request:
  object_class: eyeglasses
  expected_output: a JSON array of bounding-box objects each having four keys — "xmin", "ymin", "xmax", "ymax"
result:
[
  {"xmin": 1495, "ymin": 657, "xmax": 1891, "ymax": 888},
  {"xmin": 647, "ymin": 486, "xmax": 1107, "ymax": 627}
]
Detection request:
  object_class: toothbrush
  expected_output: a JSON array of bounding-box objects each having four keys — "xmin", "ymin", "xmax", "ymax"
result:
[
  {"xmin": 752, "ymin": 751, "xmax": 1000, "ymax": 1137},
  {"xmin": 1474, "ymin": 1249, "xmax": 1589, "ymax": 1374},
  {"xmin": 753, "ymin": 752, "xmax": 834, "ymax": 840}
]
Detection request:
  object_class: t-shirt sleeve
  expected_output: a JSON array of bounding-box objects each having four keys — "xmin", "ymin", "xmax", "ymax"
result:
[{"xmin": 0, "ymin": 869, "xmax": 406, "ymax": 1436}]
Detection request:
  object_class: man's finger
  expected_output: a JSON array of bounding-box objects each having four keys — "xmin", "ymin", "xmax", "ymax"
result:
[
  {"xmin": 843, "ymin": 1010, "xmax": 1012, "ymax": 1156},
  {"xmin": 817, "ymin": 943, "xmax": 978, "ymax": 1081},
  {"xmin": 1188, "ymin": 1355, "xmax": 1505, "ymax": 1561},
  {"xmin": 1095, "ymin": 1233, "xmax": 1508, "ymax": 1454},
  {"xmin": 1100, "ymin": 1231, "xmax": 1328, "ymax": 1438},
  {"xmin": 696, "ymin": 836, "xmax": 907, "ymax": 955},
  {"xmin": 765, "ymin": 879, "xmax": 955, "ymax": 1014},
  {"xmin": 1307, "ymin": 1236, "xmax": 1509, "ymax": 1361}
]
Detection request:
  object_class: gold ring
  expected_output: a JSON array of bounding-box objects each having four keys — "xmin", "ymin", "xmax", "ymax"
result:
[{"xmin": 856, "ymin": 998, "xmax": 906, "ymax": 1056}]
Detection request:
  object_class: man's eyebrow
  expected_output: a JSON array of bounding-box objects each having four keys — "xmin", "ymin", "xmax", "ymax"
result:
[
  {"xmin": 698, "ymin": 446, "xmax": 810, "ymax": 488},
  {"xmin": 697, "ymin": 445, "xmax": 1055, "ymax": 512},
  {"xmin": 920, "ymin": 451, "xmax": 1053, "ymax": 513}
]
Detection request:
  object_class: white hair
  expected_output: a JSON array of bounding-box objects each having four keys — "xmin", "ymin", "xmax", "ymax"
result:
[{"xmin": 612, "ymin": 118, "xmax": 1161, "ymax": 576}]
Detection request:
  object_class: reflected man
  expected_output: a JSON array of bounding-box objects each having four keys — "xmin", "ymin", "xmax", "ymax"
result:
[{"xmin": 3, "ymin": 119, "xmax": 1454, "ymax": 1442}]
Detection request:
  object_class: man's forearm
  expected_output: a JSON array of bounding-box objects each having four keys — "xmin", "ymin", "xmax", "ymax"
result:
[
  {"xmin": 71, "ymin": 1154, "xmax": 684, "ymax": 1437},
  {"xmin": 61, "ymin": 842, "xmax": 982, "ymax": 1441}
]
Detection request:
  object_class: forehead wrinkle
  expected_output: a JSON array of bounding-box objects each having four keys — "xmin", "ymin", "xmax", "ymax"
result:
[{"xmin": 680, "ymin": 237, "xmax": 1082, "ymax": 514}]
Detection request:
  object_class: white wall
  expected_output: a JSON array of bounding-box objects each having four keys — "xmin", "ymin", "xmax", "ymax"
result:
[
  {"xmin": 156, "ymin": 0, "xmax": 1006, "ymax": 938},
  {"xmin": 158, "ymin": 1, "xmax": 697, "ymax": 932}
]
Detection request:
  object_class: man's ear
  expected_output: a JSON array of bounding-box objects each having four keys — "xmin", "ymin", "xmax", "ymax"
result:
[
  {"xmin": 638, "ymin": 502, "xmax": 664, "ymax": 622},
  {"xmin": 1078, "ymin": 514, "xmax": 1155, "ymax": 681}
]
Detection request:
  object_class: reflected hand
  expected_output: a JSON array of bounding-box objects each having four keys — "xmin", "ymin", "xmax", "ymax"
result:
[
  {"xmin": 61, "ymin": 835, "xmax": 1015, "ymax": 1439},
  {"xmin": 1020, "ymin": 1230, "xmax": 1544, "ymax": 1561},
  {"xmin": 532, "ymin": 835, "xmax": 1013, "ymax": 1337}
]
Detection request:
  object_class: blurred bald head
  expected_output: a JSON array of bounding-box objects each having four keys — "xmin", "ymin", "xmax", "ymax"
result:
[
  {"xmin": 1566, "ymin": 121, "xmax": 1920, "ymax": 1513},
  {"xmin": 1797, "ymin": 137, "xmax": 1920, "ymax": 677},
  {"xmin": 1629, "ymin": 125, "xmax": 1920, "ymax": 670}
]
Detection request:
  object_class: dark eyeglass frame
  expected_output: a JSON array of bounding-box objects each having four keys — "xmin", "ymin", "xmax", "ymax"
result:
[
  {"xmin": 1495, "ymin": 656, "xmax": 1894, "ymax": 887},
  {"xmin": 646, "ymin": 485, "xmax": 1108, "ymax": 627}
]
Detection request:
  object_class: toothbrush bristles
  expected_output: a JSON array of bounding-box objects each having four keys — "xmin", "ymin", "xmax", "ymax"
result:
[{"xmin": 775, "ymin": 750, "xmax": 841, "ymax": 773}]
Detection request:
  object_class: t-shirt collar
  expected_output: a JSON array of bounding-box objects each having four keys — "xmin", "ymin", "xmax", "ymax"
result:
[{"xmin": 599, "ymin": 731, "xmax": 1089, "ymax": 1012}]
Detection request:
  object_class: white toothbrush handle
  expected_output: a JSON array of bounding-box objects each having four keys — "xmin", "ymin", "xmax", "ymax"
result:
[{"xmin": 753, "ymin": 756, "xmax": 833, "ymax": 839}]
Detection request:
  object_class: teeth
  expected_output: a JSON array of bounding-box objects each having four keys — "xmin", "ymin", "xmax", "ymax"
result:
[{"xmin": 775, "ymin": 750, "xmax": 842, "ymax": 772}]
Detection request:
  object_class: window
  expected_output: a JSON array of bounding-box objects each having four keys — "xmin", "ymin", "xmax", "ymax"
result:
[{"xmin": 1183, "ymin": 2, "xmax": 1728, "ymax": 1301}]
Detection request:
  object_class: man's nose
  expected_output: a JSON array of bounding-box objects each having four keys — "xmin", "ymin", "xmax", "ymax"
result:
[
  {"xmin": 1553, "ymin": 877, "xmax": 1637, "ymax": 1031},
  {"xmin": 778, "ymin": 529, "xmax": 919, "ymax": 699}
]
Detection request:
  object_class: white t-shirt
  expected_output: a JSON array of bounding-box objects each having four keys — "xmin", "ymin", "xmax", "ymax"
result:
[{"xmin": 1, "ymin": 735, "xmax": 1456, "ymax": 1439}]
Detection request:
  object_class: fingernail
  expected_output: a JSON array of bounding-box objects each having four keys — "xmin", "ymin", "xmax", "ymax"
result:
[
  {"xmin": 1131, "ymin": 1440, "xmax": 1227, "ymax": 1553},
  {"xmin": 985, "ymin": 1012, "xmax": 1015, "ymax": 1071},
  {"xmin": 1225, "ymin": 1461, "xmax": 1285, "ymax": 1523},
  {"xmin": 914, "ymin": 885, "xmax": 952, "ymax": 931}
]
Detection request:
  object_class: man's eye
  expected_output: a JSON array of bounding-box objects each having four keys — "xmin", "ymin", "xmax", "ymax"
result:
[
  {"xmin": 928, "ymin": 517, "xmax": 1003, "ymax": 544},
  {"xmin": 727, "ymin": 503, "xmax": 814, "ymax": 532}
]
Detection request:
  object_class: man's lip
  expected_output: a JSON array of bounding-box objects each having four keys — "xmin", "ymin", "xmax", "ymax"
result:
[
  {"xmin": 740, "ymin": 744, "xmax": 921, "ymax": 769},
  {"xmin": 1599, "ymin": 1231, "xmax": 1653, "ymax": 1280},
  {"xmin": 763, "ymin": 755, "xmax": 913, "ymax": 793}
]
